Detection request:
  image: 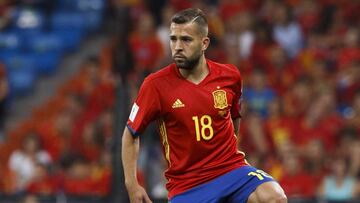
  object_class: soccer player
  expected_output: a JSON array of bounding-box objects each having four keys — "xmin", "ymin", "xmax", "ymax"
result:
[{"xmin": 122, "ymin": 8, "xmax": 287, "ymax": 203}]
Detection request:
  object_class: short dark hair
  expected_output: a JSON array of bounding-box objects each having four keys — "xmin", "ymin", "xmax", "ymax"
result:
[{"xmin": 171, "ymin": 8, "xmax": 208, "ymax": 36}]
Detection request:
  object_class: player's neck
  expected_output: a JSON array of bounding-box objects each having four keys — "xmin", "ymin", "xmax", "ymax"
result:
[{"xmin": 179, "ymin": 56, "xmax": 208, "ymax": 85}]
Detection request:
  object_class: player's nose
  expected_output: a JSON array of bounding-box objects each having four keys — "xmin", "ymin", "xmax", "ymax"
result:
[{"xmin": 174, "ymin": 40, "xmax": 183, "ymax": 51}]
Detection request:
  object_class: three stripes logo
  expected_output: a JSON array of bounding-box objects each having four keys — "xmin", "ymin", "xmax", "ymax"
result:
[{"xmin": 172, "ymin": 99, "xmax": 185, "ymax": 108}]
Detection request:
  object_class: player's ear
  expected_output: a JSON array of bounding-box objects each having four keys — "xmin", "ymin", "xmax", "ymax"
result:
[{"xmin": 202, "ymin": 37, "xmax": 210, "ymax": 51}]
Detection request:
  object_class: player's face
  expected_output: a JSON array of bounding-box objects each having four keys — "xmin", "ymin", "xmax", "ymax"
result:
[{"xmin": 170, "ymin": 22, "xmax": 209, "ymax": 70}]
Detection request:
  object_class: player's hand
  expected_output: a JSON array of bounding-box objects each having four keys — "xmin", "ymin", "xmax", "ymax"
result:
[{"xmin": 126, "ymin": 183, "xmax": 153, "ymax": 203}]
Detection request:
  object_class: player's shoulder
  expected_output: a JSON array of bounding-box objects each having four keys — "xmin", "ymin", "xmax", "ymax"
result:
[
  {"xmin": 208, "ymin": 60, "xmax": 242, "ymax": 79},
  {"xmin": 143, "ymin": 63, "xmax": 175, "ymax": 85}
]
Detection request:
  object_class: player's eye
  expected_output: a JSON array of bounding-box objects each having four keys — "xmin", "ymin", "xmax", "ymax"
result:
[
  {"xmin": 182, "ymin": 37, "xmax": 192, "ymax": 42},
  {"xmin": 170, "ymin": 36, "xmax": 177, "ymax": 41}
]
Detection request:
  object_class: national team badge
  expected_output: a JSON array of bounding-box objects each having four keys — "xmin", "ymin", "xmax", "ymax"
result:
[{"xmin": 212, "ymin": 90, "xmax": 228, "ymax": 109}]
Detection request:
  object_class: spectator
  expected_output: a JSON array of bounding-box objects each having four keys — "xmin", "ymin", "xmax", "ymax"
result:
[
  {"xmin": 97, "ymin": 109, "xmax": 114, "ymax": 144},
  {"xmin": 272, "ymin": 2, "xmax": 303, "ymax": 58},
  {"xmin": 265, "ymin": 98, "xmax": 296, "ymax": 154},
  {"xmin": 337, "ymin": 61, "xmax": 360, "ymax": 107},
  {"xmin": 337, "ymin": 27, "xmax": 360, "ymax": 69},
  {"xmin": 129, "ymin": 12, "xmax": 164, "ymax": 75},
  {"xmin": 303, "ymin": 139, "xmax": 326, "ymax": 188},
  {"xmin": 77, "ymin": 121, "xmax": 104, "ymax": 162},
  {"xmin": 292, "ymin": 89, "xmax": 343, "ymax": 151},
  {"xmin": 348, "ymin": 139, "xmax": 360, "ymax": 177},
  {"xmin": 295, "ymin": 0, "xmax": 321, "ymax": 36},
  {"xmin": 157, "ymin": 4, "xmax": 175, "ymax": 65},
  {"xmin": 218, "ymin": 0, "xmax": 252, "ymax": 23},
  {"xmin": 250, "ymin": 20, "xmax": 276, "ymax": 73},
  {"xmin": 243, "ymin": 68, "xmax": 276, "ymax": 118},
  {"xmin": 241, "ymin": 112, "xmax": 270, "ymax": 155},
  {"xmin": 0, "ymin": 1, "xmax": 14, "ymax": 30},
  {"xmin": 62, "ymin": 156, "xmax": 94, "ymax": 196},
  {"xmin": 63, "ymin": 154, "xmax": 111, "ymax": 197},
  {"xmin": 8, "ymin": 133, "xmax": 52, "ymax": 192},
  {"xmin": 26, "ymin": 163, "xmax": 57, "ymax": 195},
  {"xmin": 76, "ymin": 56, "xmax": 102, "ymax": 99},
  {"xmin": 90, "ymin": 150, "xmax": 112, "ymax": 196},
  {"xmin": 278, "ymin": 152, "xmax": 316, "ymax": 198},
  {"xmin": 337, "ymin": 127, "xmax": 359, "ymax": 158},
  {"xmin": 307, "ymin": 55, "xmax": 333, "ymax": 95},
  {"xmin": 21, "ymin": 195, "xmax": 39, "ymax": 203},
  {"xmin": 335, "ymin": 127, "xmax": 360, "ymax": 177},
  {"xmin": 346, "ymin": 91, "xmax": 360, "ymax": 134},
  {"xmin": 258, "ymin": 0, "xmax": 278, "ymax": 23},
  {"xmin": 37, "ymin": 111, "xmax": 74, "ymax": 161},
  {"xmin": 63, "ymin": 93, "xmax": 85, "ymax": 119},
  {"xmin": 266, "ymin": 46, "xmax": 300, "ymax": 96},
  {"xmin": 283, "ymin": 77, "xmax": 312, "ymax": 118},
  {"xmin": 318, "ymin": 156, "xmax": 359, "ymax": 202},
  {"xmin": 236, "ymin": 11, "xmax": 255, "ymax": 60}
]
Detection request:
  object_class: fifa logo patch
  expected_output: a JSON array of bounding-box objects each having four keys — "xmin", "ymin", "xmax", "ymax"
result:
[{"xmin": 212, "ymin": 90, "xmax": 228, "ymax": 109}]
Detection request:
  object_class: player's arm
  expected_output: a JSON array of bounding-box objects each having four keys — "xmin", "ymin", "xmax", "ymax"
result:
[
  {"xmin": 232, "ymin": 117, "xmax": 240, "ymax": 137},
  {"xmin": 230, "ymin": 65, "xmax": 243, "ymax": 148},
  {"xmin": 232, "ymin": 117, "xmax": 241, "ymax": 149},
  {"xmin": 122, "ymin": 128, "xmax": 152, "ymax": 203}
]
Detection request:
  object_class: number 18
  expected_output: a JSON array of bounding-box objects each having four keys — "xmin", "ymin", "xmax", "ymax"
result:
[{"xmin": 192, "ymin": 115, "xmax": 214, "ymax": 141}]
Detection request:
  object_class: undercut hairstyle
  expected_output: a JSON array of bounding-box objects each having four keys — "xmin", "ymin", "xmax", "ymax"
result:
[{"xmin": 171, "ymin": 8, "xmax": 208, "ymax": 37}]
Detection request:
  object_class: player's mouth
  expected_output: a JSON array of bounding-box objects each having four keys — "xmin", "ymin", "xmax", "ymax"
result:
[{"xmin": 174, "ymin": 54, "xmax": 186, "ymax": 59}]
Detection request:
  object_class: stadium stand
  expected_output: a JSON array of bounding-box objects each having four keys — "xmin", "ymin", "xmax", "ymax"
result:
[{"xmin": 0, "ymin": 0, "xmax": 359, "ymax": 203}]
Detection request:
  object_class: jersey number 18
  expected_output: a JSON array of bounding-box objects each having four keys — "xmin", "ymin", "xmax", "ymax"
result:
[{"xmin": 192, "ymin": 115, "xmax": 214, "ymax": 141}]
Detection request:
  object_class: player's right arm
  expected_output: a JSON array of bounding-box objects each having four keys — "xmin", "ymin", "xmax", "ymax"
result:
[
  {"xmin": 122, "ymin": 127, "xmax": 152, "ymax": 203},
  {"xmin": 122, "ymin": 77, "xmax": 160, "ymax": 203}
]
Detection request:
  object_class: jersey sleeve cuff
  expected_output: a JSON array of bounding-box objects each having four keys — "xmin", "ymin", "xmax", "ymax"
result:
[{"xmin": 126, "ymin": 124, "xmax": 141, "ymax": 138}]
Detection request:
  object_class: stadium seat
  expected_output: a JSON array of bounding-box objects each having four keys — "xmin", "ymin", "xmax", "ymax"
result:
[
  {"xmin": 51, "ymin": 11, "xmax": 87, "ymax": 31},
  {"xmin": 77, "ymin": 0, "xmax": 105, "ymax": 12},
  {"xmin": 83, "ymin": 11, "xmax": 103, "ymax": 31},
  {"xmin": 0, "ymin": 32, "xmax": 22, "ymax": 51},
  {"xmin": 56, "ymin": 0, "xmax": 105, "ymax": 12},
  {"xmin": 51, "ymin": 10, "xmax": 102, "ymax": 32},
  {"xmin": 21, "ymin": 33, "xmax": 64, "ymax": 75},
  {"xmin": 7, "ymin": 69, "xmax": 37, "ymax": 97},
  {"xmin": 3, "ymin": 54, "xmax": 38, "ymax": 96},
  {"xmin": 30, "ymin": 52, "xmax": 61, "ymax": 75},
  {"xmin": 52, "ymin": 29, "xmax": 83, "ymax": 51},
  {"xmin": 25, "ymin": 33, "xmax": 64, "ymax": 53}
]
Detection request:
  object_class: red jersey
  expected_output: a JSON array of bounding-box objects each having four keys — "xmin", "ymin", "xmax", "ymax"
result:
[{"xmin": 127, "ymin": 59, "xmax": 248, "ymax": 198}]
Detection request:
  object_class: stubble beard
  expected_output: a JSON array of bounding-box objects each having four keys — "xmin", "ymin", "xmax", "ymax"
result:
[{"xmin": 174, "ymin": 52, "xmax": 202, "ymax": 70}]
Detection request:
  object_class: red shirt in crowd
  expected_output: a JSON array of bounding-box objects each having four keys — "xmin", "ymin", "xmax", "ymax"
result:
[
  {"xmin": 279, "ymin": 171, "xmax": 317, "ymax": 198},
  {"xmin": 129, "ymin": 33, "xmax": 163, "ymax": 72}
]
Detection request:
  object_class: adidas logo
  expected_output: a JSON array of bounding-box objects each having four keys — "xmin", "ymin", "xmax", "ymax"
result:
[{"xmin": 172, "ymin": 99, "xmax": 185, "ymax": 108}]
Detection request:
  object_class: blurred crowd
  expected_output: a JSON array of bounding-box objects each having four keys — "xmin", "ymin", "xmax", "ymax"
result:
[
  {"xmin": 0, "ymin": 54, "xmax": 115, "ymax": 199},
  {"xmin": 108, "ymin": 0, "xmax": 360, "ymax": 201},
  {"xmin": 0, "ymin": 0, "xmax": 114, "ymax": 201},
  {"xmin": 0, "ymin": 0, "xmax": 104, "ymax": 137},
  {"xmin": 0, "ymin": 0, "xmax": 360, "ymax": 202}
]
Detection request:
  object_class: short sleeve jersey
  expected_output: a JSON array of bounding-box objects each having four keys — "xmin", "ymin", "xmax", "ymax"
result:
[{"xmin": 127, "ymin": 59, "xmax": 248, "ymax": 199}]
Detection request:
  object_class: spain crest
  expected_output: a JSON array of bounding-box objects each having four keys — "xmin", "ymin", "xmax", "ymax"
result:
[{"xmin": 212, "ymin": 90, "xmax": 228, "ymax": 109}]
